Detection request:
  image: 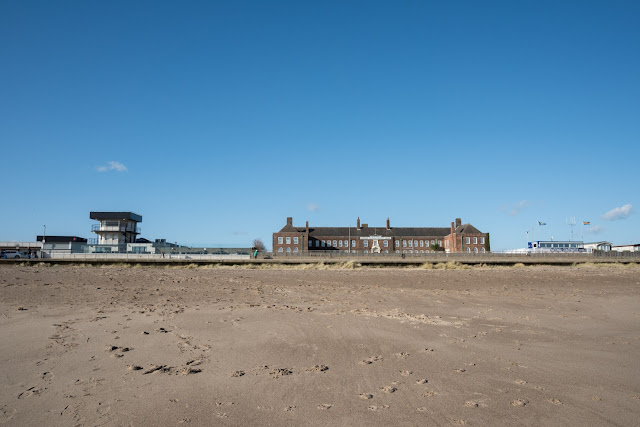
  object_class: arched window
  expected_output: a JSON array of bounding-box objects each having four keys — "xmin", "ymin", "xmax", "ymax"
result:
[
  {"xmin": 473, "ymin": 247, "xmax": 478, "ymax": 253},
  {"xmin": 278, "ymin": 247, "xmax": 283, "ymax": 253},
  {"xmin": 293, "ymin": 247, "xmax": 298, "ymax": 253},
  {"xmin": 286, "ymin": 247, "xmax": 291, "ymax": 253},
  {"xmin": 466, "ymin": 247, "xmax": 471, "ymax": 253},
  {"xmin": 481, "ymin": 247, "xmax": 486, "ymax": 253}
]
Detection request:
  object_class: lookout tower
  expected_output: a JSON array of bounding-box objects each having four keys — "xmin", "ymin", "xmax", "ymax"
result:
[{"xmin": 90, "ymin": 212, "xmax": 142, "ymax": 247}]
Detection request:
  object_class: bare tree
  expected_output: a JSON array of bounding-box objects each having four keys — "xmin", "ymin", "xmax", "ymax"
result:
[{"xmin": 252, "ymin": 238, "xmax": 266, "ymax": 252}]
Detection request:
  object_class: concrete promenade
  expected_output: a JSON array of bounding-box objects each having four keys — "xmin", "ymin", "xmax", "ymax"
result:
[{"xmin": 1, "ymin": 252, "xmax": 639, "ymax": 267}]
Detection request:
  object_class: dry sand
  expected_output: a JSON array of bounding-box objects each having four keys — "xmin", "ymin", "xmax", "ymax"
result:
[{"xmin": 1, "ymin": 264, "xmax": 639, "ymax": 426}]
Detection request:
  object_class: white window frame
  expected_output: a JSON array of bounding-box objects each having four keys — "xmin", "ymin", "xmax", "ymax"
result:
[
  {"xmin": 293, "ymin": 237, "xmax": 299, "ymax": 244},
  {"xmin": 286, "ymin": 237, "xmax": 291, "ymax": 244},
  {"xmin": 351, "ymin": 240, "xmax": 356, "ymax": 247},
  {"xmin": 286, "ymin": 247, "xmax": 291, "ymax": 253},
  {"xmin": 465, "ymin": 237, "xmax": 470, "ymax": 244},
  {"xmin": 333, "ymin": 240, "xmax": 337, "ymax": 247},
  {"xmin": 383, "ymin": 240, "xmax": 388, "ymax": 247},
  {"xmin": 363, "ymin": 240, "xmax": 368, "ymax": 247},
  {"xmin": 278, "ymin": 247, "xmax": 283, "ymax": 253},
  {"xmin": 278, "ymin": 237, "xmax": 283, "ymax": 244},
  {"xmin": 344, "ymin": 240, "xmax": 348, "ymax": 247},
  {"xmin": 473, "ymin": 237, "xmax": 477, "ymax": 244},
  {"xmin": 294, "ymin": 247, "xmax": 299, "ymax": 253},
  {"xmin": 339, "ymin": 240, "xmax": 343, "ymax": 247},
  {"xmin": 480, "ymin": 237, "xmax": 485, "ymax": 244}
]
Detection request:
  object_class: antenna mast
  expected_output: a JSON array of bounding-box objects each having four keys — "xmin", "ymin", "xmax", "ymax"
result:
[{"xmin": 566, "ymin": 216, "xmax": 576, "ymax": 241}]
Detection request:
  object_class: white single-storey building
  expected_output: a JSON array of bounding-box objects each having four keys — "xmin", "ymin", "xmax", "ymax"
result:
[
  {"xmin": 611, "ymin": 244, "xmax": 640, "ymax": 252},
  {"xmin": 583, "ymin": 241, "xmax": 612, "ymax": 252}
]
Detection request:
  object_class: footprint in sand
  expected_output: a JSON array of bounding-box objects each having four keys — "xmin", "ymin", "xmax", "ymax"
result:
[
  {"xmin": 464, "ymin": 401, "xmax": 479, "ymax": 408},
  {"xmin": 368, "ymin": 405, "xmax": 389, "ymax": 411},
  {"xmin": 305, "ymin": 365, "xmax": 329, "ymax": 373},
  {"xmin": 18, "ymin": 387, "xmax": 44, "ymax": 399},
  {"xmin": 415, "ymin": 379, "xmax": 428, "ymax": 385},
  {"xmin": 284, "ymin": 406, "xmax": 296, "ymax": 412},
  {"xmin": 511, "ymin": 399, "xmax": 529, "ymax": 407},
  {"xmin": 381, "ymin": 386, "xmax": 397, "ymax": 393},
  {"xmin": 0, "ymin": 407, "xmax": 16, "ymax": 423},
  {"xmin": 359, "ymin": 394, "xmax": 374, "ymax": 400},
  {"xmin": 317, "ymin": 404, "xmax": 332, "ymax": 410},
  {"xmin": 395, "ymin": 352, "xmax": 409, "ymax": 359},
  {"xmin": 270, "ymin": 368, "xmax": 293, "ymax": 378},
  {"xmin": 547, "ymin": 398, "xmax": 563, "ymax": 405},
  {"xmin": 400, "ymin": 370, "xmax": 412, "ymax": 376},
  {"xmin": 515, "ymin": 379, "xmax": 527, "ymax": 385},
  {"xmin": 179, "ymin": 367, "xmax": 201, "ymax": 375},
  {"xmin": 231, "ymin": 371, "xmax": 245, "ymax": 377},
  {"xmin": 422, "ymin": 390, "xmax": 437, "ymax": 398},
  {"xmin": 359, "ymin": 356, "xmax": 383, "ymax": 365}
]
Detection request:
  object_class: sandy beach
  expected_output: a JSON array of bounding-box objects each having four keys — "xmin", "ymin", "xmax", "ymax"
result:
[{"xmin": 1, "ymin": 263, "xmax": 639, "ymax": 426}]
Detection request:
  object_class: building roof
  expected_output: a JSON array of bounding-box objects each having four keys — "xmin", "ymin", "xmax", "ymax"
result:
[
  {"xmin": 454, "ymin": 223, "xmax": 483, "ymax": 234},
  {"xmin": 36, "ymin": 236, "xmax": 87, "ymax": 243},
  {"xmin": 278, "ymin": 225, "xmax": 452, "ymax": 238},
  {"xmin": 90, "ymin": 212, "xmax": 142, "ymax": 222}
]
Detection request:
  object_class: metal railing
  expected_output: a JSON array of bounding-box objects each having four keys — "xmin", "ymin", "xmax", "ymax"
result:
[{"xmin": 91, "ymin": 225, "xmax": 141, "ymax": 233}]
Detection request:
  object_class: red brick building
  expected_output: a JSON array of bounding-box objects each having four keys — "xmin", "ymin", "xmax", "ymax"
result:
[{"xmin": 273, "ymin": 217, "xmax": 489, "ymax": 255}]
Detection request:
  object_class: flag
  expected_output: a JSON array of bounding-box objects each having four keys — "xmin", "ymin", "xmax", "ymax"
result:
[
  {"xmin": 583, "ymin": 221, "xmax": 590, "ymax": 225},
  {"xmin": 538, "ymin": 221, "xmax": 546, "ymax": 226}
]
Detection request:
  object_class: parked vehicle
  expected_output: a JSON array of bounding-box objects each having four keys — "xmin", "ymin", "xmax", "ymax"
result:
[{"xmin": 3, "ymin": 250, "xmax": 22, "ymax": 259}]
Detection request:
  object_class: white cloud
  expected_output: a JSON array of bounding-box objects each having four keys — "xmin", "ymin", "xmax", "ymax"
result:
[
  {"xmin": 601, "ymin": 204, "xmax": 632, "ymax": 221},
  {"xmin": 500, "ymin": 200, "xmax": 531, "ymax": 216},
  {"xmin": 306, "ymin": 203, "xmax": 320, "ymax": 212},
  {"xmin": 584, "ymin": 225, "xmax": 604, "ymax": 234},
  {"xmin": 97, "ymin": 161, "xmax": 128, "ymax": 173}
]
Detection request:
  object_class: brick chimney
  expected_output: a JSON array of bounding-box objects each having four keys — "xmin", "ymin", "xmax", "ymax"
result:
[
  {"xmin": 287, "ymin": 217, "xmax": 293, "ymax": 226},
  {"xmin": 451, "ymin": 222, "xmax": 456, "ymax": 252},
  {"xmin": 357, "ymin": 217, "xmax": 361, "ymax": 230},
  {"xmin": 386, "ymin": 218, "xmax": 391, "ymax": 230},
  {"xmin": 305, "ymin": 221, "xmax": 309, "ymax": 233},
  {"xmin": 455, "ymin": 218, "xmax": 462, "ymax": 228}
]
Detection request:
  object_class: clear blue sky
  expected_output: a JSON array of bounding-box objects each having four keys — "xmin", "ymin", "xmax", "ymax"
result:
[{"xmin": 1, "ymin": 0, "xmax": 638, "ymax": 250}]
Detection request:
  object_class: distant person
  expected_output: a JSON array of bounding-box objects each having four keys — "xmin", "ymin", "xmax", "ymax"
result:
[{"xmin": 254, "ymin": 249, "xmax": 259, "ymax": 259}]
